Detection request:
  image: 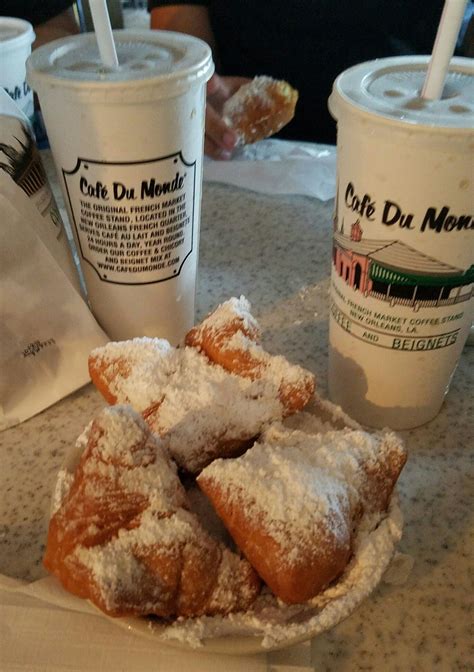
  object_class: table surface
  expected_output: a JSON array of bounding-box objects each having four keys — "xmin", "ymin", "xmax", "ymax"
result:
[{"xmin": 1, "ymin": 154, "xmax": 473, "ymax": 671}]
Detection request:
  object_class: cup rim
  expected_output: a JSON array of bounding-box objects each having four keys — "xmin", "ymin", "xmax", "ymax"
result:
[
  {"xmin": 0, "ymin": 17, "xmax": 35, "ymax": 53},
  {"xmin": 26, "ymin": 29, "xmax": 214, "ymax": 99},
  {"xmin": 328, "ymin": 55, "xmax": 474, "ymax": 133}
]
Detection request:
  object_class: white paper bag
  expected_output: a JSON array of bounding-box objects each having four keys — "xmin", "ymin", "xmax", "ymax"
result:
[
  {"xmin": 0, "ymin": 193, "xmax": 108, "ymax": 430},
  {"xmin": 0, "ymin": 88, "xmax": 83, "ymax": 293}
]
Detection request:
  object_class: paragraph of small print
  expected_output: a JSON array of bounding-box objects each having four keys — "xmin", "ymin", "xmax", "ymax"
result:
[{"xmin": 63, "ymin": 153, "xmax": 197, "ymax": 285}]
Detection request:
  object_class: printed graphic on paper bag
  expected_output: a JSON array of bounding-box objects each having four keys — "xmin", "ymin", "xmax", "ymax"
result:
[
  {"xmin": 330, "ymin": 219, "xmax": 473, "ymax": 352},
  {"xmin": 63, "ymin": 153, "xmax": 196, "ymax": 285},
  {"xmin": 0, "ymin": 118, "xmax": 61, "ymax": 230}
]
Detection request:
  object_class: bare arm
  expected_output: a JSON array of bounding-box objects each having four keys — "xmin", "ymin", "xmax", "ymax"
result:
[
  {"xmin": 150, "ymin": 5, "xmax": 216, "ymax": 51},
  {"xmin": 150, "ymin": 4, "xmax": 250, "ymax": 159},
  {"xmin": 33, "ymin": 7, "xmax": 79, "ymax": 49}
]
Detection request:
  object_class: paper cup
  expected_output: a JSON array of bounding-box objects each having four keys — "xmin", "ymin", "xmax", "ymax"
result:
[
  {"xmin": 328, "ymin": 56, "xmax": 474, "ymax": 429},
  {"xmin": 27, "ymin": 30, "xmax": 213, "ymax": 343},
  {"xmin": 0, "ymin": 17, "xmax": 35, "ymax": 122}
]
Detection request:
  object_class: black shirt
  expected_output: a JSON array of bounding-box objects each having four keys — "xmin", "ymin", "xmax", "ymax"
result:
[
  {"xmin": 0, "ymin": 0, "xmax": 75, "ymax": 25},
  {"xmin": 148, "ymin": 0, "xmax": 446, "ymax": 143}
]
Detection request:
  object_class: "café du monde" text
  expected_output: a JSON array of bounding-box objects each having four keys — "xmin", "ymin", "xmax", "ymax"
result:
[
  {"xmin": 344, "ymin": 182, "xmax": 472, "ymax": 233},
  {"xmin": 79, "ymin": 172, "xmax": 185, "ymax": 201}
]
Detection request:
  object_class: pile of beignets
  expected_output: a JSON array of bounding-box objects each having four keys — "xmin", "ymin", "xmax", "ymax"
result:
[{"xmin": 44, "ymin": 296, "xmax": 406, "ymax": 620}]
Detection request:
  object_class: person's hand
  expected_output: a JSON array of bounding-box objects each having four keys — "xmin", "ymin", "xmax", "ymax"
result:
[{"xmin": 205, "ymin": 74, "xmax": 251, "ymax": 159}]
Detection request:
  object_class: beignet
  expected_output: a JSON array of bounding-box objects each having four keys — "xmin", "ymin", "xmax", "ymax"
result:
[
  {"xmin": 198, "ymin": 424, "xmax": 406, "ymax": 604},
  {"xmin": 44, "ymin": 406, "xmax": 260, "ymax": 618},
  {"xmin": 89, "ymin": 297, "xmax": 315, "ymax": 472},
  {"xmin": 185, "ymin": 296, "xmax": 315, "ymax": 416},
  {"xmin": 223, "ymin": 76, "xmax": 298, "ymax": 145}
]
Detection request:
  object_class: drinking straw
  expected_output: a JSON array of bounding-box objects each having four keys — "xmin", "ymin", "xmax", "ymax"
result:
[
  {"xmin": 421, "ymin": 0, "xmax": 468, "ymax": 100},
  {"xmin": 89, "ymin": 0, "xmax": 119, "ymax": 69}
]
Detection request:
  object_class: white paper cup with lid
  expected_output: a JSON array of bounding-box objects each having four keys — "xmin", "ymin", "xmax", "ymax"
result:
[
  {"xmin": 27, "ymin": 30, "xmax": 213, "ymax": 343},
  {"xmin": 0, "ymin": 17, "xmax": 35, "ymax": 121},
  {"xmin": 328, "ymin": 56, "xmax": 474, "ymax": 430}
]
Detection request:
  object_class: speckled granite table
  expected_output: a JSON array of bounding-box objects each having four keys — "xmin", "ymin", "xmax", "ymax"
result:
[{"xmin": 1, "ymin": 166, "xmax": 473, "ymax": 671}]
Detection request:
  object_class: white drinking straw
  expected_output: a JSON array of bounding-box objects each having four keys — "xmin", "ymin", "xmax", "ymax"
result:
[
  {"xmin": 421, "ymin": 0, "xmax": 468, "ymax": 100},
  {"xmin": 89, "ymin": 0, "xmax": 119, "ymax": 69}
]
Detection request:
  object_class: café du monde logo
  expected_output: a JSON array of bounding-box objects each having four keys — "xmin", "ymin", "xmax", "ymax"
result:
[{"xmin": 333, "ymin": 220, "xmax": 473, "ymax": 310}]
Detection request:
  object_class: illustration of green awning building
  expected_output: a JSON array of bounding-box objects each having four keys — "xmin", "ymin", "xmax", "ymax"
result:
[{"xmin": 333, "ymin": 221, "xmax": 473, "ymax": 309}]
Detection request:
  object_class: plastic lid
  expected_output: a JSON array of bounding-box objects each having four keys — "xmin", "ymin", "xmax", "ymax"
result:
[
  {"xmin": 0, "ymin": 17, "xmax": 34, "ymax": 52},
  {"xmin": 27, "ymin": 30, "xmax": 213, "ymax": 100},
  {"xmin": 329, "ymin": 56, "xmax": 474, "ymax": 131}
]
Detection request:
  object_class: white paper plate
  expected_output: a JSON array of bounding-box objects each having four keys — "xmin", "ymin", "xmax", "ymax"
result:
[
  {"xmin": 53, "ymin": 398, "xmax": 403, "ymax": 655},
  {"xmin": 109, "ymin": 496, "xmax": 402, "ymax": 654}
]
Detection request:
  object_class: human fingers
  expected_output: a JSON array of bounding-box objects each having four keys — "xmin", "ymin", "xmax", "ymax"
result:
[
  {"xmin": 207, "ymin": 74, "xmax": 252, "ymax": 104},
  {"xmin": 204, "ymin": 135, "xmax": 232, "ymax": 160},
  {"xmin": 205, "ymin": 103, "xmax": 237, "ymax": 158},
  {"xmin": 222, "ymin": 76, "xmax": 252, "ymax": 96},
  {"xmin": 207, "ymin": 73, "xmax": 224, "ymax": 97}
]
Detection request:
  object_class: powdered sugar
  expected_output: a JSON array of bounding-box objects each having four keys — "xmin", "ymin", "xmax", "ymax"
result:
[
  {"xmin": 53, "ymin": 398, "xmax": 405, "ymax": 651},
  {"xmin": 205, "ymin": 548, "xmax": 258, "ymax": 613},
  {"xmin": 89, "ymin": 296, "xmax": 316, "ymax": 471},
  {"xmin": 223, "ymin": 76, "xmax": 298, "ymax": 144},
  {"xmin": 93, "ymin": 407, "xmax": 154, "ymax": 467},
  {"xmin": 223, "ymin": 76, "xmax": 292, "ymax": 145},
  {"xmin": 51, "ymin": 468, "xmax": 74, "ymax": 515},
  {"xmin": 89, "ymin": 337, "xmax": 175, "ymax": 410},
  {"xmin": 74, "ymin": 507, "xmax": 203, "ymax": 606},
  {"xmin": 146, "ymin": 347, "xmax": 282, "ymax": 472},
  {"xmin": 198, "ymin": 425, "xmax": 404, "ymax": 560},
  {"xmin": 90, "ymin": 338, "xmax": 288, "ymax": 472},
  {"xmin": 78, "ymin": 406, "xmax": 186, "ymax": 512},
  {"xmin": 71, "ymin": 505, "xmax": 258, "ymax": 617},
  {"xmin": 198, "ymin": 296, "xmax": 260, "ymax": 340},
  {"xmin": 284, "ymin": 395, "xmax": 361, "ymax": 432},
  {"xmin": 185, "ymin": 295, "xmax": 315, "ymax": 421},
  {"xmin": 223, "ymin": 330, "xmax": 313, "ymax": 389},
  {"xmin": 149, "ymin": 496, "xmax": 403, "ymax": 649},
  {"xmin": 51, "ymin": 422, "xmax": 92, "ymax": 514},
  {"xmin": 224, "ymin": 77, "xmax": 276, "ymax": 118},
  {"xmin": 51, "ymin": 405, "xmax": 259, "ymax": 618}
]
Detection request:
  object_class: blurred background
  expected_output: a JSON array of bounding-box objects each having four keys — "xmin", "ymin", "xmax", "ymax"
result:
[{"xmin": 70, "ymin": 1, "xmax": 474, "ymax": 56}]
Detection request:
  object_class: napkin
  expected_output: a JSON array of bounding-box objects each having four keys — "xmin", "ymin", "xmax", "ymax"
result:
[
  {"xmin": 203, "ymin": 139, "xmax": 337, "ymax": 201},
  {"xmin": 0, "ymin": 575, "xmax": 313, "ymax": 671}
]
